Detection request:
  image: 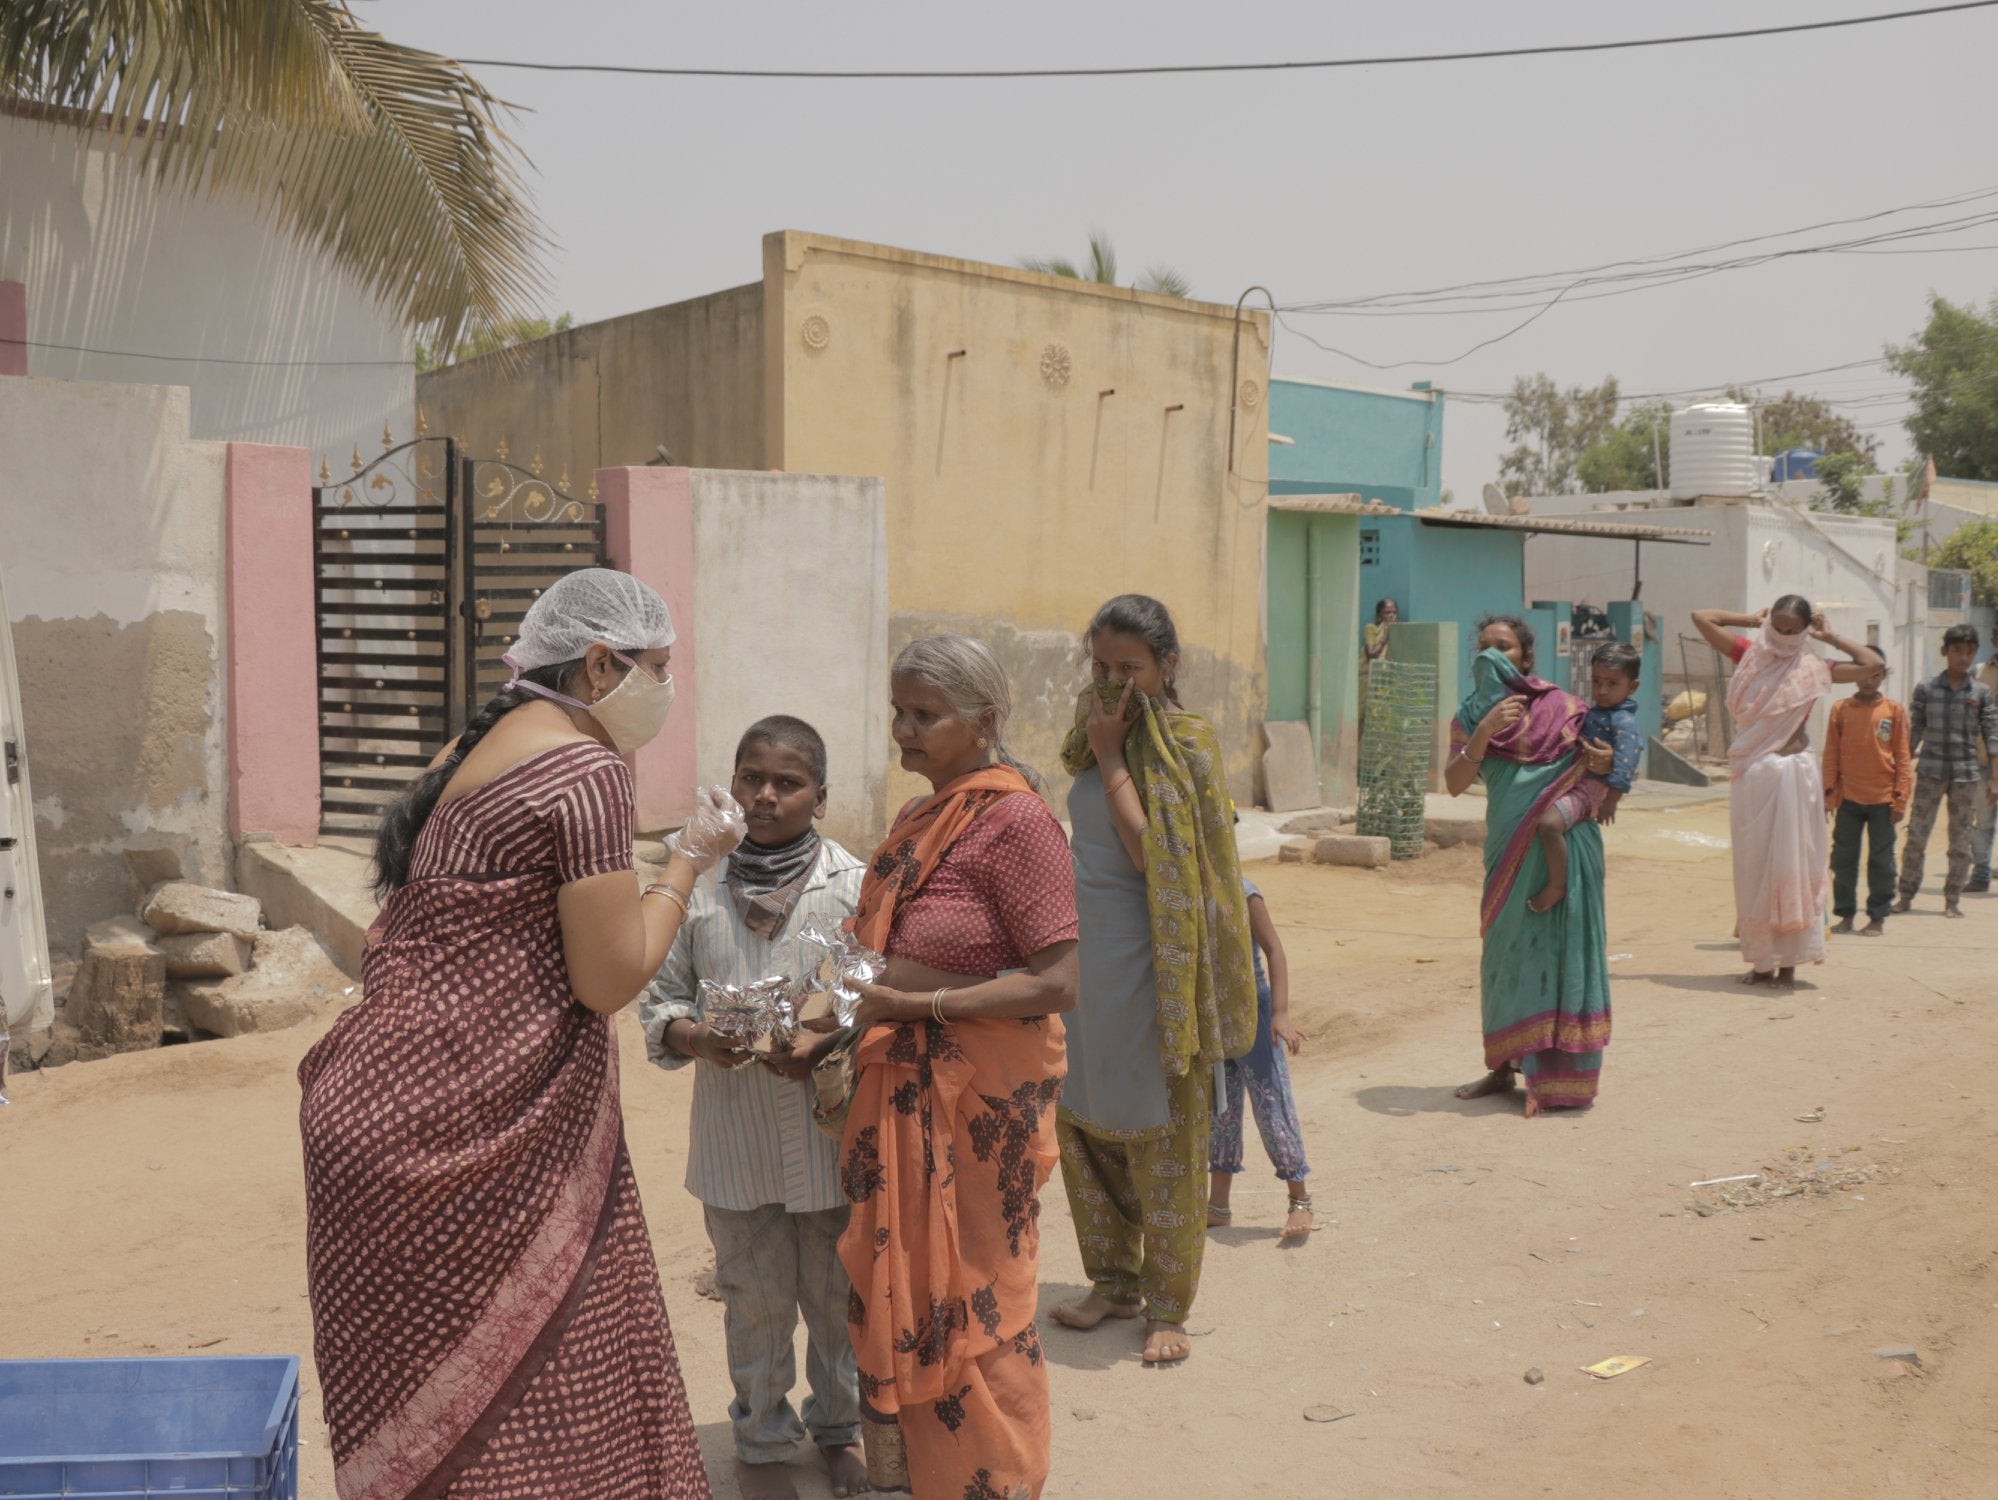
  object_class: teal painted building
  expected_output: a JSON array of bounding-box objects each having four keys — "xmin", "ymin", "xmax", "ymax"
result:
[
  {"xmin": 1264, "ymin": 377, "xmax": 1677, "ymax": 804},
  {"xmin": 1269, "ymin": 377, "xmax": 1444, "ymax": 511}
]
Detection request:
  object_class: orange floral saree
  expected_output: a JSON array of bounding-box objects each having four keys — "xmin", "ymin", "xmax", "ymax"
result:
[{"xmin": 840, "ymin": 767, "xmax": 1071, "ymax": 1500}]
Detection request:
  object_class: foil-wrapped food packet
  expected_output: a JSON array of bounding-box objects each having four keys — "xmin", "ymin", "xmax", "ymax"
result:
[
  {"xmin": 795, "ymin": 917, "xmax": 885, "ymax": 1028},
  {"xmin": 699, "ymin": 975, "xmax": 799, "ymax": 1064}
]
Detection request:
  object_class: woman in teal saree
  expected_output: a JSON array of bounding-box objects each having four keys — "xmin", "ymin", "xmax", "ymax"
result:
[{"xmin": 1444, "ymin": 616, "xmax": 1614, "ymax": 1115}]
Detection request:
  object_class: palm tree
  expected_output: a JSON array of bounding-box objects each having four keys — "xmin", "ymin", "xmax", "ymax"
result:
[
  {"xmin": 0, "ymin": 0, "xmax": 547, "ymax": 349},
  {"xmin": 1021, "ymin": 231, "xmax": 1192, "ymax": 298}
]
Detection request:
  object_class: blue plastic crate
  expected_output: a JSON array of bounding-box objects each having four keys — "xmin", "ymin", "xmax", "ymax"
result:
[{"xmin": 0, "ymin": 1356, "xmax": 298, "ymax": 1499}]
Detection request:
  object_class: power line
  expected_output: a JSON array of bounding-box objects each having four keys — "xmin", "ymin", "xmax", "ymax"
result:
[
  {"xmin": 459, "ymin": 2, "xmax": 1998, "ymax": 81},
  {"xmin": 3, "ymin": 336, "xmax": 412, "ymax": 369}
]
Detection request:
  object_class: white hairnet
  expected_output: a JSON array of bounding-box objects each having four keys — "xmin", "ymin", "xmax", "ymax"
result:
[{"xmin": 508, "ymin": 568, "xmax": 676, "ymax": 673}]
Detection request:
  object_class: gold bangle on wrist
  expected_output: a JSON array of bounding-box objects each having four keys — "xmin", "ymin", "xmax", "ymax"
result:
[{"xmin": 643, "ymin": 882, "xmax": 691, "ymax": 915}]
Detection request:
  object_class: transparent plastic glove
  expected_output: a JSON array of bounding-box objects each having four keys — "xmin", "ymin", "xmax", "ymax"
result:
[{"xmin": 668, "ymin": 783, "xmax": 747, "ymax": 871}]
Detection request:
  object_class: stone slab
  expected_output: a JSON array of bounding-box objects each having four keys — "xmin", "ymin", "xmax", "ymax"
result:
[
  {"xmin": 159, "ymin": 931, "xmax": 253, "ymax": 980},
  {"xmin": 1261, "ymin": 722, "xmax": 1320, "ymax": 814},
  {"xmin": 182, "ymin": 927, "xmax": 355, "ymax": 1039},
  {"xmin": 140, "ymin": 882, "xmax": 263, "ymax": 942},
  {"xmin": 1313, "ymin": 834, "xmax": 1393, "ymax": 869},
  {"xmin": 65, "ymin": 923, "xmax": 166, "ymax": 1052},
  {"xmin": 121, "ymin": 841, "xmax": 188, "ymax": 891}
]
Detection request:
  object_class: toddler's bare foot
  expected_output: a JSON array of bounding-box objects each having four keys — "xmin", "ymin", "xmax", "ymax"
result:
[
  {"xmin": 823, "ymin": 1443, "xmax": 870, "ymax": 1497},
  {"xmin": 1142, "ymin": 1320, "xmax": 1191, "ymax": 1365},
  {"xmin": 1527, "ymin": 879, "xmax": 1567, "ymax": 913},
  {"xmin": 1454, "ymin": 1067, "xmax": 1516, "ymax": 1100},
  {"xmin": 1052, "ymin": 1293, "xmax": 1141, "ymax": 1331}
]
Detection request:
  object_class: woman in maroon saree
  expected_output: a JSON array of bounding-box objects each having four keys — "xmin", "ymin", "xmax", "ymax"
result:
[{"xmin": 300, "ymin": 570, "xmax": 744, "ymax": 1499}]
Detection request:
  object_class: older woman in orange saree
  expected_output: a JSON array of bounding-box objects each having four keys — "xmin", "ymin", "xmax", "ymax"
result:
[{"xmin": 833, "ymin": 636, "xmax": 1078, "ymax": 1500}]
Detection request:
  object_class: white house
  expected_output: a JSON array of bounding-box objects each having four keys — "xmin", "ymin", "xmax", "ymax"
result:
[{"xmin": 0, "ymin": 103, "xmax": 412, "ymax": 462}]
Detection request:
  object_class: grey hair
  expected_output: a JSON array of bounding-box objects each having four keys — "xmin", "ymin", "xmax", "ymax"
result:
[{"xmin": 893, "ymin": 633, "xmax": 1046, "ymax": 793}]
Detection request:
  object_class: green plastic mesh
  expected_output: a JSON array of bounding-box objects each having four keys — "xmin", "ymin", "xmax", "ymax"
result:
[{"xmin": 1357, "ymin": 659, "xmax": 1436, "ymax": 860}]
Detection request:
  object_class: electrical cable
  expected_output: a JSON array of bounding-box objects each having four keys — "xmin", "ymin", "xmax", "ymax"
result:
[
  {"xmin": 458, "ymin": 2, "xmax": 1998, "ymax": 80},
  {"xmin": 3, "ymin": 336, "xmax": 413, "ymax": 369}
]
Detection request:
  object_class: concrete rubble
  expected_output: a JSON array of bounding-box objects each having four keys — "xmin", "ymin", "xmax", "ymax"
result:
[
  {"xmin": 182, "ymin": 928, "xmax": 349, "ymax": 1040},
  {"xmin": 14, "ymin": 871, "xmax": 354, "ymax": 1074},
  {"xmin": 140, "ymin": 881, "xmax": 264, "ymax": 942}
]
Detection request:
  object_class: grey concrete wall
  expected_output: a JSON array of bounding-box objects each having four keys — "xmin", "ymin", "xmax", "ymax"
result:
[
  {"xmin": 417, "ymin": 284, "xmax": 766, "ymax": 484},
  {"xmin": 688, "ymin": 470, "xmax": 890, "ymax": 851},
  {"xmin": 0, "ymin": 377, "xmax": 233, "ymax": 950}
]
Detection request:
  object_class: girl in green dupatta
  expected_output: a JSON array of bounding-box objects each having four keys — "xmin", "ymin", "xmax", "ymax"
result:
[
  {"xmin": 1049, "ymin": 594, "xmax": 1258, "ymax": 1366},
  {"xmin": 1444, "ymin": 615, "xmax": 1615, "ymax": 1116}
]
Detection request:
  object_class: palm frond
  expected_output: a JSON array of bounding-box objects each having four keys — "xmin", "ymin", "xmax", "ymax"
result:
[
  {"xmin": 1084, "ymin": 230, "xmax": 1117, "ymax": 286},
  {"xmin": 1136, "ymin": 264, "xmax": 1192, "ymax": 299},
  {"xmin": 0, "ymin": 0, "xmax": 548, "ymax": 346},
  {"xmin": 1020, "ymin": 254, "xmax": 1082, "ymax": 280}
]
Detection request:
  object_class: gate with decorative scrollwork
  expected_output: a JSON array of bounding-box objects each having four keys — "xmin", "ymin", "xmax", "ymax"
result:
[{"xmin": 313, "ymin": 432, "xmax": 604, "ymax": 834}]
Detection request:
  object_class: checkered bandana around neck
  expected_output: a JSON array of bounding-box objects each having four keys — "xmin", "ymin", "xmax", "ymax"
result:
[{"xmin": 724, "ymin": 828, "xmax": 823, "ymax": 940}]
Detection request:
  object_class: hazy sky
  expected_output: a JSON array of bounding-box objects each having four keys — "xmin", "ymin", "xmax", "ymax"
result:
[{"xmin": 369, "ymin": 0, "xmax": 1998, "ymax": 502}]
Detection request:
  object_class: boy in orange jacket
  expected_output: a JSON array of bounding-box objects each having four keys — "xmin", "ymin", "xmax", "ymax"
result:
[{"xmin": 1824, "ymin": 662, "xmax": 1915, "ymax": 936}]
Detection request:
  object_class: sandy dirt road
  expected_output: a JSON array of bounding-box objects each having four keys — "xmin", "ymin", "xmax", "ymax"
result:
[{"xmin": 4, "ymin": 792, "xmax": 1995, "ymax": 1499}]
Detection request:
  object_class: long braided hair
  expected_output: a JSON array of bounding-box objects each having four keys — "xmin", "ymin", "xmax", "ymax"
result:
[{"xmin": 369, "ymin": 657, "xmax": 584, "ymax": 895}]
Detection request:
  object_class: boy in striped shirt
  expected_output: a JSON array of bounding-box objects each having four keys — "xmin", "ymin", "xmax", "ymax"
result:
[{"xmin": 641, "ymin": 717, "xmax": 869, "ymax": 1500}]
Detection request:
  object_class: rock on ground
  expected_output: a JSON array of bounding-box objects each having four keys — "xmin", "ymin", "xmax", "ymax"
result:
[
  {"xmin": 158, "ymin": 931, "xmax": 253, "ymax": 981},
  {"xmin": 182, "ymin": 928, "xmax": 352, "ymax": 1039},
  {"xmin": 140, "ymin": 883, "xmax": 263, "ymax": 942},
  {"xmin": 63, "ymin": 916, "xmax": 166, "ymax": 1053}
]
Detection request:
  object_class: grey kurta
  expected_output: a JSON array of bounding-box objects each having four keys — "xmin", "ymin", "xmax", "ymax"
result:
[{"xmin": 1062, "ymin": 765, "xmax": 1172, "ymax": 1134}]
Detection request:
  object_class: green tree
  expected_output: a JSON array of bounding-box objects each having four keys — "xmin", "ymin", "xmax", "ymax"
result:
[
  {"xmin": 1021, "ymin": 231, "xmax": 1192, "ymax": 297},
  {"xmin": 1930, "ymin": 516, "xmax": 1998, "ymax": 603},
  {"xmin": 1575, "ymin": 400, "xmax": 1672, "ymax": 492},
  {"xmin": 1498, "ymin": 373, "xmax": 1620, "ymax": 496},
  {"xmin": 1, "ymin": 0, "xmax": 547, "ymax": 349},
  {"xmin": 1888, "ymin": 294, "xmax": 1998, "ymax": 481},
  {"xmin": 1812, "ymin": 451, "xmax": 1870, "ymax": 514},
  {"xmin": 1723, "ymin": 387, "xmax": 1879, "ymax": 466},
  {"xmin": 417, "ymin": 312, "xmax": 574, "ymax": 373}
]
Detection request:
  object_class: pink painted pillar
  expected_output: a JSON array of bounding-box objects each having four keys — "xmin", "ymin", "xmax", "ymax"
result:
[
  {"xmin": 598, "ymin": 466, "xmax": 697, "ymax": 832},
  {"xmin": 226, "ymin": 443, "xmax": 320, "ymax": 844},
  {"xmin": 0, "ymin": 281, "xmax": 26, "ymax": 376}
]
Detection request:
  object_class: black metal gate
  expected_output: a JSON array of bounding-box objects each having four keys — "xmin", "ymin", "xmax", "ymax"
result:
[{"xmin": 313, "ymin": 436, "xmax": 604, "ymax": 835}]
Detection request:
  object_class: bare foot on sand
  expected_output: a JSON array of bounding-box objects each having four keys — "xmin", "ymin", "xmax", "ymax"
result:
[
  {"xmin": 1052, "ymin": 1293, "xmax": 1142, "ymax": 1331},
  {"xmin": 1892, "ymin": 897, "xmax": 1913, "ymax": 914},
  {"xmin": 1832, "ymin": 916, "xmax": 1854, "ymax": 934},
  {"xmin": 1454, "ymin": 1067, "xmax": 1516, "ymax": 1100},
  {"xmin": 1527, "ymin": 878, "xmax": 1567, "ymax": 914},
  {"xmin": 1143, "ymin": 1320, "xmax": 1191, "ymax": 1365},
  {"xmin": 1280, "ymin": 1194, "xmax": 1314, "ymax": 1243},
  {"xmin": 1861, "ymin": 918, "xmax": 1886, "ymax": 937},
  {"xmin": 1740, "ymin": 969, "xmax": 1777, "ymax": 987},
  {"xmin": 823, "ymin": 1444, "xmax": 870, "ymax": 1497},
  {"xmin": 1945, "ymin": 903, "xmax": 1965, "ymax": 920},
  {"xmin": 736, "ymin": 1460, "xmax": 799, "ymax": 1500}
]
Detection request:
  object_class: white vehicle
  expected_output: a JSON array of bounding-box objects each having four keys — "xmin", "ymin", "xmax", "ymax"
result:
[{"xmin": 0, "ymin": 559, "xmax": 54, "ymax": 1091}]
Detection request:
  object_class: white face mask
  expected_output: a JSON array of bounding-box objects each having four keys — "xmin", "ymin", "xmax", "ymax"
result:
[{"xmin": 513, "ymin": 650, "xmax": 675, "ymax": 754}]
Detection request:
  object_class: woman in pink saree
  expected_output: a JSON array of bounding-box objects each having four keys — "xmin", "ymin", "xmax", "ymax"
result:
[{"xmin": 1693, "ymin": 597, "xmax": 1880, "ymax": 986}]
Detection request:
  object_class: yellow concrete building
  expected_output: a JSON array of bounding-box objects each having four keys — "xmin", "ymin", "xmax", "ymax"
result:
[{"xmin": 418, "ymin": 232, "xmax": 1273, "ymax": 807}]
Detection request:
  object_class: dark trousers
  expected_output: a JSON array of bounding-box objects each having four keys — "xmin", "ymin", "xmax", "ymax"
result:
[{"xmin": 1831, "ymin": 801, "xmax": 1897, "ymax": 920}]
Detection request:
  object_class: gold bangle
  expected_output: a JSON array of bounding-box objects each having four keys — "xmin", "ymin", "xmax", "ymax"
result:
[
  {"xmin": 643, "ymin": 882, "xmax": 691, "ymax": 915},
  {"xmin": 931, "ymin": 987, "xmax": 951, "ymax": 1024}
]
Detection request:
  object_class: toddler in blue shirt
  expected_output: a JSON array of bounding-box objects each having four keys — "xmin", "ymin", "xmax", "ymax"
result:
[{"xmin": 1529, "ymin": 641, "xmax": 1645, "ymax": 912}]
